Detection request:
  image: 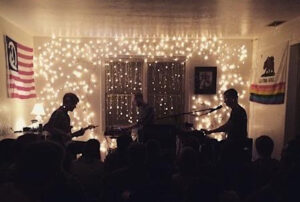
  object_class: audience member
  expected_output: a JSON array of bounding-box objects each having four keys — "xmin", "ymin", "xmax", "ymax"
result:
[
  {"xmin": 252, "ymin": 135, "xmax": 279, "ymax": 190},
  {"xmin": 0, "ymin": 139, "xmax": 16, "ymax": 183},
  {"xmin": 104, "ymin": 134, "xmax": 132, "ymax": 173},
  {"xmin": 104, "ymin": 143, "xmax": 150, "ymax": 202},
  {"xmin": 2, "ymin": 109, "xmax": 299, "ymax": 202},
  {"xmin": 0, "ymin": 141, "xmax": 86, "ymax": 202},
  {"xmin": 173, "ymin": 147, "xmax": 221, "ymax": 202},
  {"xmin": 248, "ymin": 138, "xmax": 300, "ymax": 202},
  {"xmin": 71, "ymin": 139, "xmax": 104, "ymax": 202}
]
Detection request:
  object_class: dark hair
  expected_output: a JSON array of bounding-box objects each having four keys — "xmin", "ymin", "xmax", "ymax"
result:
[
  {"xmin": 15, "ymin": 141, "xmax": 64, "ymax": 186},
  {"xmin": 128, "ymin": 143, "xmax": 146, "ymax": 166},
  {"xmin": 255, "ymin": 135, "xmax": 274, "ymax": 158},
  {"xmin": 224, "ymin": 88, "xmax": 238, "ymax": 99},
  {"xmin": 63, "ymin": 93, "xmax": 79, "ymax": 105},
  {"xmin": 82, "ymin": 139, "xmax": 100, "ymax": 159},
  {"xmin": 117, "ymin": 134, "xmax": 132, "ymax": 151}
]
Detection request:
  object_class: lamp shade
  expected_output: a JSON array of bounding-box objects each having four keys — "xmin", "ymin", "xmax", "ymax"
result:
[{"xmin": 31, "ymin": 103, "xmax": 45, "ymax": 116}]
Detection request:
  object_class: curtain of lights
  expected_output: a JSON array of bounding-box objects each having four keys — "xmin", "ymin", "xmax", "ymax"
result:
[
  {"xmin": 105, "ymin": 60, "xmax": 143, "ymax": 127},
  {"xmin": 35, "ymin": 36, "xmax": 249, "ymax": 143},
  {"xmin": 147, "ymin": 61, "xmax": 185, "ymax": 123}
]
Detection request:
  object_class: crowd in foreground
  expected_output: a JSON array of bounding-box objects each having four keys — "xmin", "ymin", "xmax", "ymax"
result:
[{"xmin": 0, "ymin": 131, "xmax": 300, "ymax": 202}]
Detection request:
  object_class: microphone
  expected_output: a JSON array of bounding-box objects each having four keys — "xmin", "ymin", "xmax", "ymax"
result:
[{"xmin": 209, "ymin": 105, "xmax": 222, "ymax": 113}]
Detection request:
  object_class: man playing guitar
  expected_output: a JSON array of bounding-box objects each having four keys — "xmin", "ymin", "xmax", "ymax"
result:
[
  {"xmin": 43, "ymin": 93, "xmax": 96, "ymax": 145},
  {"xmin": 118, "ymin": 93, "xmax": 154, "ymax": 143}
]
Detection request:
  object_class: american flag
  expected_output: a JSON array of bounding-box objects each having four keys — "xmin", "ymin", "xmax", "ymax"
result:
[{"xmin": 5, "ymin": 36, "xmax": 36, "ymax": 99}]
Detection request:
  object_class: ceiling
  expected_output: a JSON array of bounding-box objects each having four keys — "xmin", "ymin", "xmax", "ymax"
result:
[{"xmin": 1, "ymin": 0, "xmax": 300, "ymax": 38}]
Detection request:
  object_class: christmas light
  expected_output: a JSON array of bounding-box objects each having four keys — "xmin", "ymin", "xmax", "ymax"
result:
[{"xmin": 35, "ymin": 35, "xmax": 248, "ymax": 144}]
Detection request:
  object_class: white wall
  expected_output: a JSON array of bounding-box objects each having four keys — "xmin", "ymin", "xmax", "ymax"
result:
[
  {"xmin": 186, "ymin": 39, "xmax": 252, "ymax": 129},
  {"xmin": 32, "ymin": 37, "xmax": 252, "ymax": 144},
  {"xmin": 0, "ymin": 16, "xmax": 35, "ymax": 140},
  {"xmin": 0, "ymin": 15, "xmax": 253, "ymax": 149},
  {"xmin": 33, "ymin": 37, "xmax": 103, "ymax": 141},
  {"xmin": 249, "ymin": 16, "xmax": 300, "ymax": 159}
]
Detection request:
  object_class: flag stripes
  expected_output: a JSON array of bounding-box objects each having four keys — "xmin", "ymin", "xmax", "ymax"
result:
[{"xmin": 5, "ymin": 36, "xmax": 36, "ymax": 99}]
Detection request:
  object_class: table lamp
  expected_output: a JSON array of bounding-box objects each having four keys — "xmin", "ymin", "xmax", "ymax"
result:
[{"xmin": 31, "ymin": 103, "xmax": 45, "ymax": 122}]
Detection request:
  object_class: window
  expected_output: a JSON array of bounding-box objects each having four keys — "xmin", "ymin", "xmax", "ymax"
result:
[
  {"xmin": 105, "ymin": 58, "xmax": 185, "ymax": 127},
  {"xmin": 105, "ymin": 59, "xmax": 143, "ymax": 127},
  {"xmin": 147, "ymin": 61, "xmax": 185, "ymax": 123}
]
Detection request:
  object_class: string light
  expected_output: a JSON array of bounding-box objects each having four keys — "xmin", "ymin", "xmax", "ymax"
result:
[{"xmin": 35, "ymin": 35, "xmax": 248, "ymax": 149}]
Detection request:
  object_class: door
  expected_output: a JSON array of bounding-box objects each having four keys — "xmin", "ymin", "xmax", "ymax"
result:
[{"xmin": 285, "ymin": 43, "xmax": 300, "ymax": 143}]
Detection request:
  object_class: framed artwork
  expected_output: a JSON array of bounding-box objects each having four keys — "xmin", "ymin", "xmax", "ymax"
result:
[{"xmin": 194, "ymin": 66, "xmax": 217, "ymax": 94}]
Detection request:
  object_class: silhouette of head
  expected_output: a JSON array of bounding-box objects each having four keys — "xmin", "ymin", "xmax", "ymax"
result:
[
  {"xmin": 117, "ymin": 134, "xmax": 132, "ymax": 151},
  {"xmin": 82, "ymin": 139, "xmax": 100, "ymax": 160},
  {"xmin": 0, "ymin": 138, "xmax": 16, "ymax": 166},
  {"xmin": 128, "ymin": 143, "xmax": 146, "ymax": 167},
  {"xmin": 15, "ymin": 133, "xmax": 40, "ymax": 158},
  {"xmin": 63, "ymin": 93, "xmax": 79, "ymax": 112},
  {"xmin": 15, "ymin": 141, "xmax": 64, "ymax": 188},
  {"xmin": 255, "ymin": 135, "xmax": 274, "ymax": 158},
  {"xmin": 224, "ymin": 88, "xmax": 238, "ymax": 108},
  {"xmin": 281, "ymin": 138, "xmax": 300, "ymax": 170}
]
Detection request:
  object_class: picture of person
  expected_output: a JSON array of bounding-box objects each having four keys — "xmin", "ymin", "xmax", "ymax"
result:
[
  {"xmin": 199, "ymin": 71, "xmax": 213, "ymax": 90},
  {"xmin": 195, "ymin": 67, "xmax": 217, "ymax": 94}
]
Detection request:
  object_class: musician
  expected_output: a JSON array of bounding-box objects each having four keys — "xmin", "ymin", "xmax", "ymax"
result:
[
  {"xmin": 203, "ymin": 88, "xmax": 247, "ymax": 141},
  {"xmin": 123, "ymin": 93, "xmax": 154, "ymax": 143},
  {"xmin": 43, "ymin": 93, "xmax": 85, "ymax": 145}
]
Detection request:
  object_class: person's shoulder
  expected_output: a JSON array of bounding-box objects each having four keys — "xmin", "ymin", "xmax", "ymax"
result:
[
  {"xmin": 54, "ymin": 106, "xmax": 68, "ymax": 116},
  {"xmin": 237, "ymin": 104, "xmax": 247, "ymax": 114},
  {"xmin": 56, "ymin": 106, "xmax": 66, "ymax": 112}
]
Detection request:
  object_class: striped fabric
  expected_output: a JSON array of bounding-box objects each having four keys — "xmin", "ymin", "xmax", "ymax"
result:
[
  {"xmin": 250, "ymin": 82, "xmax": 285, "ymax": 104},
  {"xmin": 5, "ymin": 36, "xmax": 36, "ymax": 99},
  {"xmin": 250, "ymin": 42, "xmax": 288, "ymax": 105}
]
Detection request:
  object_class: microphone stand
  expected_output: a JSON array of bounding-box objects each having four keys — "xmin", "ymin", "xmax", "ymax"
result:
[{"xmin": 156, "ymin": 107, "xmax": 215, "ymax": 121}]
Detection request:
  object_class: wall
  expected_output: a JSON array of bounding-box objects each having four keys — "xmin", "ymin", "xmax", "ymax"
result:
[
  {"xmin": 32, "ymin": 37, "xmax": 252, "ymax": 145},
  {"xmin": 249, "ymin": 16, "xmax": 300, "ymax": 159},
  {"xmin": 186, "ymin": 39, "xmax": 252, "ymax": 139},
  {"xmin": 0, "ymin": 15, "xmax": 254, "ymax": 155},
  {"xmin": 0, "ymin": 16, "xmax": 35, "ymax": 140},
  {"xmin": 33, "ymin": 37, "xmax": 103, "ymax": 141}
]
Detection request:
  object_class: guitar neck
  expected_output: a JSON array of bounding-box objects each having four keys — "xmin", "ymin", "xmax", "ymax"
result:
[{"xmin": 71, "ymin": 126, "xmax": 95, "ymax": 138}]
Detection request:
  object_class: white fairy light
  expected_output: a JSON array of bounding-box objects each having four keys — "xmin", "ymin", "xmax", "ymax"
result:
[{"xmin": 35, "ymin": 35, "xmax": 248, "ymax": 146}]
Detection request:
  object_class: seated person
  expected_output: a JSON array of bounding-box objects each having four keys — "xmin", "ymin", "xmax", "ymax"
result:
[
  {"xmin": 203, "ymin": 88, "xmax": 247, "ymax": 141},
  {"xmin": 252, "ymin": 135, "xmax": 279, "ymax": 190},
  {"xmin": 43, "ymin": 93, "xmax": 86, "ymax": 145}
]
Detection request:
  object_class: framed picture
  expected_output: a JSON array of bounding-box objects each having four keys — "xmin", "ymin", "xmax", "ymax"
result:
[{"xmin": 194, "ymin": 66, "xmax": 217, "ymax": 94}]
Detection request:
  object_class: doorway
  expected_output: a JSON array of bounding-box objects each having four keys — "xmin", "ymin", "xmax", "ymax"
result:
[{"xmin": 285, "ymin": 43, "xmax": 300, "ymax": 143}]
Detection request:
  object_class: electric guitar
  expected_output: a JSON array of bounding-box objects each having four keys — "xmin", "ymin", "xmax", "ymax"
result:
[
  {"xmin": 69, "ymin": 125, "xmax": 98, "ymax": 138},
  {"xmin": 43, "ymin": 125, "xmax": 98, "ymax": 143}
]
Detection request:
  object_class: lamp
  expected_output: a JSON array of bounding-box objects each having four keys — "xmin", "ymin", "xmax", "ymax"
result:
[{"xmin": 31, "ymin": 103, "xmax": 45, "ymax": 122}]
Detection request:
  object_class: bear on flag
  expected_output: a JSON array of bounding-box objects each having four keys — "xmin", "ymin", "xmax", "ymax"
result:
[{"xmin": 250, "ymin": 42, "xmax": 289, "ymax": 104}]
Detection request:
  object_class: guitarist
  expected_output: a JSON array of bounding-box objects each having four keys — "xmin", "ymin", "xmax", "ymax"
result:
[
  {"xmin": 44, "ymin": 93, "xmax": 86, "ymax": 146},
  {"xmin": 120, "ymin": 93, "xmax": 155, "ymax": 143}
]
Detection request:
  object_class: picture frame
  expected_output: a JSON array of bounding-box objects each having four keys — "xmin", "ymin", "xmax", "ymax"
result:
[{"xmin": 194, "ymin": 66, "xmax": 217, "ymax": 94}]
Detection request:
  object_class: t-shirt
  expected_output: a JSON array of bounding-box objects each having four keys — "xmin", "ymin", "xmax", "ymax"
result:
[
  {"xmin": 226, "ymin": 104, "xmax": 248, "ymax": 140},
  {"xmin": 43, "ymin": 106, "xmax": 71, "ymax": 143}
]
